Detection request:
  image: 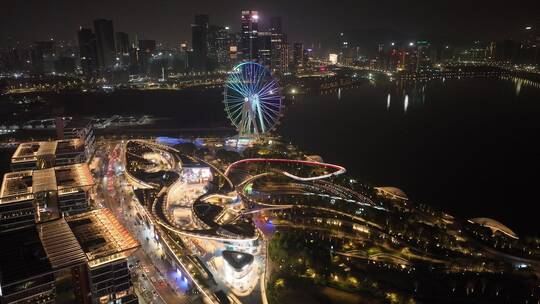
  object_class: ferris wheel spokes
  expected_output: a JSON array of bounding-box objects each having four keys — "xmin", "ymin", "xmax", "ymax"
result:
[{"xmin": 223, "ymin": 62, "xmax": 283, "ymax": 136}]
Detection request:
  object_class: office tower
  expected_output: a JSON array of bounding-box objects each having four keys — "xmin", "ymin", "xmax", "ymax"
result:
[
  {"xmin": 115, "ymin": 32, "xmax": 130, "ymax": 66},
  {"xmin": 270, "ymin": 17, "xmax": 288, "ymax": 73},
  {"xmin": 0, "ymin": 47, "xmax": 30, "ymax": 73},
  {"xmin": 494, "ymin": 40, "xmax": 517, "ymax": 63},
  {"xmin": 208, "ymin": 25, "xmax": 231, "ymax": 70},
  {"xmin": 228, "ymin": 33, "xmax": 241, "ymax": 63},
  {"xmin": 241, "ymin": 10, "xmax": 259, "ymax": 61},
  {"xmin": 93, "ymin": 19, "xmax": 115, "ymax": 71},
  {"xmin": 138, "ymin": 40, "xmax": 156, "ymax": 74},
  {"xmin": 192, "ymin": 14, "xmax": 209, "ymax": 71},
  {"xmin": 293, "ymin": 42, "xmax": 304, "ymax": 70},
  {"xmin": 31, "ymin": 40, "xmax": 56, "ymax": 74},
  {"xmin": 54, "ymin": 56, "xmax": 76, "ymax": 74},
  {"xmin": 257, "ymin": 31, "xmax": 272, "ymax": 67},
  {"xmin": 78, "ymin": 27, "xmax": 98, "ymax": 76},
  {"xmin": 303, "ymin": 47, "xmax": 311, "ymax": 67},
  {"xmin": 406, "ymin": 40, "xmax": 431, "ymax": 73}
]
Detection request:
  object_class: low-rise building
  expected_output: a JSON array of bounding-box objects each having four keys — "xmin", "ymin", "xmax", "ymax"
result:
[
  {"xmin": 11, "ymin": 139, "xmax": 87, "ymax": 171},
  {"xmin": 66, "ymin": 209, "xmax": 139, "ymax": 304},
  {"xmin": 0, "ymin": 209, "xmax": 139, "ymax": 304},
  {"xmin": 0, "ymin": 227, "xmax": 57, "ymax": 304},
  {"xmin": 0, "ymin": 164, "xmax": 93, "ymax": 232},
  {"xmin": 62, "ymin": 118, "xmax": 95, "ymax": 160}
]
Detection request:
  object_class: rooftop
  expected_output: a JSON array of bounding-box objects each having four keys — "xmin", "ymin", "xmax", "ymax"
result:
[
  {"xmin": 66, "ymin": 209, "xmax": 139, "ymax": 268},
  {"xmin": 38, "ymin": 219, "xmax": 87, "ymax": 270},
  {"xmin": 11, "ymin": 139, "xmax": 84, "ymax": 163},
  {"xmin": 468, "ymin": 217, "xmax": 519, "ymax": 239},
  {"xmin": 0, "ymin": 164, "xmax": 93, "ymax": 204}
]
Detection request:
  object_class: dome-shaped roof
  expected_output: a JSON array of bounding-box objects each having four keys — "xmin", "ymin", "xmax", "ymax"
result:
[
  {"xmin": 468, "ymin": 218, "xmax": 518, "ymax": 239},
  {"xmin": 375, "ymin": 187, "xmax": 408, "ymax": 200}
]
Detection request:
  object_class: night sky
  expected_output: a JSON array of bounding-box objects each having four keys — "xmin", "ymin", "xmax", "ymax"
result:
[{"xmin": 1, "ymin": 0, "xmax": 539, "ymax": 47}]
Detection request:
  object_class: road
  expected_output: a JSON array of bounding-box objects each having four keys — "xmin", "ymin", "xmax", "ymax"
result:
[{"xmin": 94, "ymin": 142, "xmax": 193, "ymax": 304}]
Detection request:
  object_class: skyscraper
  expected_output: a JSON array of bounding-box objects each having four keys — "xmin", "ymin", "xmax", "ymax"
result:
[
  {"xmin": 138, "ymin": 39, "xmax": 156, "ymax": 74},
  {"xmin": 257, "ymin": 31, "xmax": 272, "ymax": 67},
  {"xmin": 93, "ymin": 19, "xmax": 115, "ymax": 71},
  {"xmin": 192, "ymin": 14, "xmax": 209, "ymax": 71},
  {"xmin": 208, "ymin": 25, "xmax": 231, "ymax": 70},
  {"xmin": 270, "ymin": 16, "xmax": 288, "ymax": 73},
  {"xmin": 241, "ymin": 10, "xmax": 259, "ymax": 61},
  {"xmin": 31, "ymin": 40, "xmax": 56, "ymax": 74},
  {"xmin": 115, "ymin": 32, "xmax": 130, "ymax": 66},
  {"xmin": 293, "ymin": 42, "xmax": 304, "ymax": 70},
  {"xmin": 77, "ymin": 27, "xmax": 98, "ymax": 76}
]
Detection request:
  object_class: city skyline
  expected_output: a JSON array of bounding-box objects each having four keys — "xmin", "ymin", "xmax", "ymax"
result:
[{"xmin": 1, "ymin": 0, "xmax": 538, "ymax": 47}]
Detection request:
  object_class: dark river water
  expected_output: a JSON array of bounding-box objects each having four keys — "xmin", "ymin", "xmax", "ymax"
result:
[
  {"xmin": 2, "ymin": 76, "xmax": 539, "ymax": 235},
  {"xmin": 281, "ymin": 76, "xmax": 540, "ymax": 236}
]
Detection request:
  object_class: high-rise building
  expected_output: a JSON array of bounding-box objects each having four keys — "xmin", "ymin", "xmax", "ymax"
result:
[
  {"xmin": 0, "ymin": 47, "xmax": 31, "ymax": 73},
  {"xmin": 269, "ymin": 17, "xmax": 288, "ymax": 73},
  {"xmin": 54, "ymin": 56, "xmax": 76, "ymax": 74},
  {"xmin": 138, "ymin": 40, "xmax": 156, "ymax": 74},
  {"xmin": 241, "ymin": 10, "xmax": 259, "ymax": 61},
  {"xmin": 494, "ymin": 40, "xmax": 517, "ymax": 63},
  {"xmin": 303, "ymin": 47, "xmax": 311, "ymax": 67},
  {"xmin": 77, "ymin": 27, "xmax": 98, "ymax": 76},
  {"xmin": 93, "ymin": 19, "xmax": 115, "ymax": 71},
  {"xmin": 31, "ymin": 40, "xmax": 56, "ymax": 74},
  {"xmin": 115, "ymin": 32, "xmax": 130, "ymax": 66},
  {"xmin": 293, "ymin": 42, "xmax": 304, "ymax": 70},
  {"xmin": 257, "ymin": 31, "xmax": 272, "ymax": 67},
  {"xmin": 228, "ymin": 33, "xmax": 241, "ymax": 63},
  {"xmin": 208, "ymin": 25, "xmax": 231, "ymax": 70},
  {"xmin": 192, "ymin": 14, "xmax": 209, "ymax": 71},
  {"xmin": 411, "ymin": 40, "xmax": 431, "ymax": 73}
]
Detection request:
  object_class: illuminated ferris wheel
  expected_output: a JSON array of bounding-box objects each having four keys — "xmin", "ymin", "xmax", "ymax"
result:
[{"xmin": 223, "ymin": 62, "xmax": 283, "ymax": 136}]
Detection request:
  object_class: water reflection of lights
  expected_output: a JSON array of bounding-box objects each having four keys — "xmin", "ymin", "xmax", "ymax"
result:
[
  {"xmin": 387, "ymin": 93, "xmax": 391, "ymax": 110},
  {"xmin": 507, "ymin": 76, "xmax": 540, "ymax": 95},
  {"xmin": 404, "ymin": 94, "xmax": 409, "ymax": 113}
]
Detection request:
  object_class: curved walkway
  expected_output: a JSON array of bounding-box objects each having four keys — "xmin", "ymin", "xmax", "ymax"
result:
[{"xmin": 225, "ymin": 158, "xmax": 346, "ymax": 181}]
